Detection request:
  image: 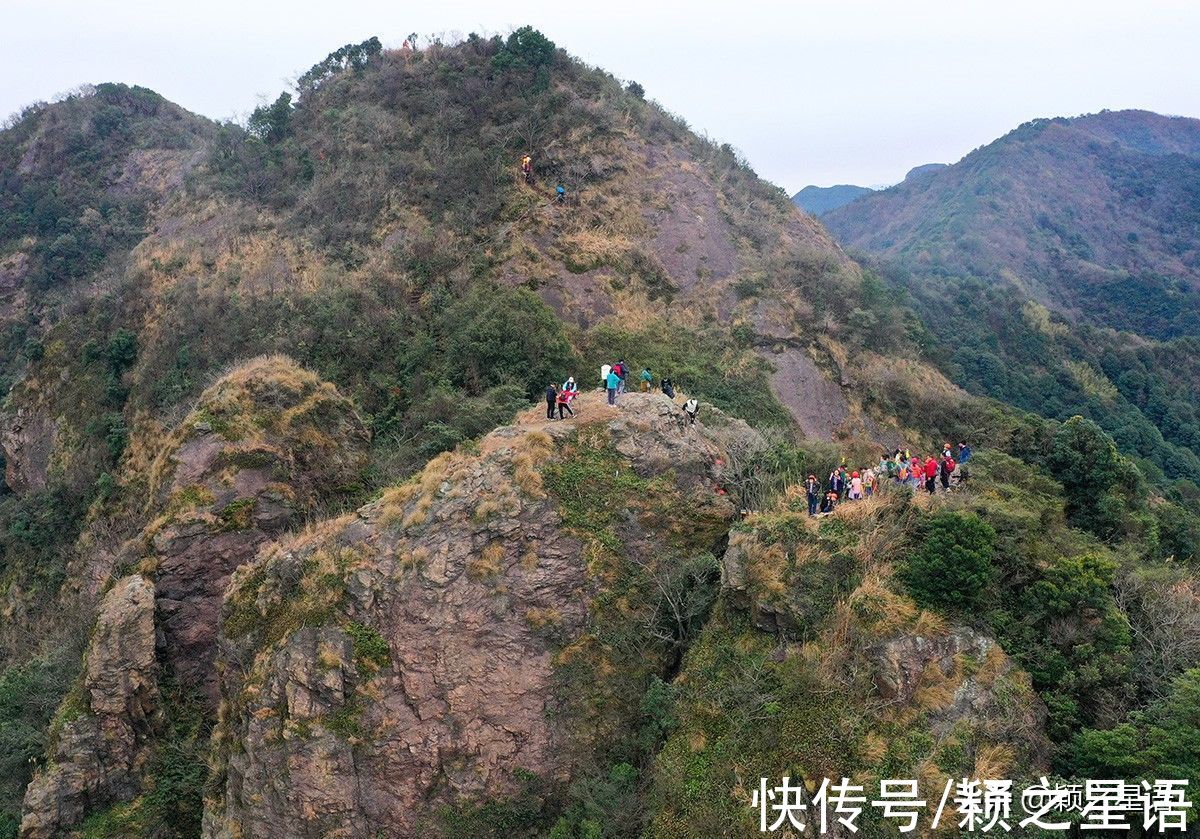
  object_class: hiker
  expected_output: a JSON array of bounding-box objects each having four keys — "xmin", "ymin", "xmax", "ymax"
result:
[
  {"xmin": 956, "ymin": 442, "xmax": 972, "ymax": 485},
  {"xmin": 615, "ymin": 360, "xmax": 628, "ymax": 393},
  {"xmin": 849, "ymin": 471, "xmax": 864, "ymax": 501},
  {"xmin": 897, "ymin": 459, "xmax": 910, "ymax": 486},
  {"xmin": 940, "ymin": 452, "xmax": 956, "ymax": 491},
  {"xmin": 606, "ymin": 367, "xmax": 620, "ymax": 405},
  {"xmin": 942, "ymin": 442, "xmax": 954, "ymax": 461},
  {"xmin": 556, "ymin": 184, "xmax": 565, "ymax": 202},
  {"xmin": 865, "ymin": 469, "xmax": 878, "ymax": 498},
  {"xmin": 924, "ymin": 455, "xmax": 938, "ymax": 494},
  {"xmin": 683, "ymin": 398, "xmax": 699, "ymax": 424},
  {"xmin": 557, "ymin": 387, "xmax": 575, "ymax": 419},
  {"xmin": 600, "ymin": 362, "xmax": 611, "ymax": 389},
  {"xmin": 545, "ymin": 383, "xmax": 558, "ymax": 420},
  {"xmin": 521, "ymin": 155, "xmax": 533, "ymax": 183},
  {"xmin": 818, "ymin": 491, "xmax": 837, "ymax": 515},
  {"xmin": 805, "ymin": 474, "xmax": 821, "ymax": 516},
  {"xmin": 910, "ymin": 455, "xmax": 923, "ymax": 490},
  {"xmin": 839, "ymin": 466, "xmax": 850, "ymax": 499},
  {"xmin": 562, "ymin": 376, "xmax": 577, "ymax": 394},
  {"xmin": 828, "ymin": 468, "xmax": 845, "ymax": 499},
  {"xmin": 640, "ymin": 368, "xmax": 653, "ymax": 392},
  {"xmin": 662, "ymin": 378, "xmax": 675, "ymax": 399}
]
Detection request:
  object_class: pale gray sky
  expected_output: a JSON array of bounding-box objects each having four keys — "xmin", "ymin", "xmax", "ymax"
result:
[{"xmin": 5, "ymin": 0, "xmax": 1200, "ymax": 191}]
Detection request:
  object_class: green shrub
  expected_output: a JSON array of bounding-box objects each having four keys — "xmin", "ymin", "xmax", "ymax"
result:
[
  {"xmin": 1069, "ymin": 667, "xmax": 1200, "ymax": 784},
  {"xmin": 446, "ymin": 286, "xmax": 577, "ymax": 399},
  {"xmin": 902, "ymin": 511, "xmax": 996, "ymax": 612},
  {"xmin": 492, "ymin": 27, "xmax": 557, "ymax": 73},
  {"xmin": 346, "ymin": 622, "xmax": 391, "ymax": 669}
]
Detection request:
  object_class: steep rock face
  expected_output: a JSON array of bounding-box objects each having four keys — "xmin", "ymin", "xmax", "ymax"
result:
[
  {"xmin": 142, "ymin": 355, "xmax": 370, "ymax": 702},
  {"xmin": 204, "ymin": 391, "xmax": 737, "ymax": 838},
  {"xmin": 18, "ymin": 357, "xmax": 370, "ymax": 835},
  {"xmin": 20, "ymin": 575, "xmax": 158, "ymax": 839},
  {"xmin": 1, "ymin": 406, "xmax": 58, "ymax": 494}
]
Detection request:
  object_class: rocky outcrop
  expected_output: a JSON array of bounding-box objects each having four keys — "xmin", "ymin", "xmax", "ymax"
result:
[
  {"xmin": 18, "ymin": 356, "xmax": 370, "ymax": 836},
  {"xmin": 20, "ymin": 575, "xmax": 159, "ymax": 839},
  {"xmin": 868, "ymin": 626, "xmax": 1047, "ymax": 751},
  {"xmin": 1, "ymin": 407, "xmax": 58, "ymax": 495},
  {"xmin": 652, "ymin": 497, "xmax": 1050, "ymax": 835},
  {"xmin": 144, "ymin": 355, "xmax": 370, "ymax": 703},
  {"xmin": 204, "ymin": 391, "xmax": 736, "ymax": 838}
]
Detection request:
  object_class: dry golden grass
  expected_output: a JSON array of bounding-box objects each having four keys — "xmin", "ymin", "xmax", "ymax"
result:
[
  {"xmin": 912, "ymin": 659, "xmax": 960, "ymax": 714},
  {"xmin": 520, "ymin": 549, "xmax": 539, "ymax": 571},
  {"xmin": 512, "ymin": 430, "xmax": 555, "ymax": 497},
  {"xmin": 524, "ymin": 606, "xmax": 562, "ymax": 628},
  {"xmin": 468, "ymin": 542, "xmax": 505, "ymax": 580},
  {"xmin": 973, "ymin": 743, "xmax": 1017, "ymax": 780},
  {"xmin": 743, "ymin": 539, "xmax": 790, "ymax": 600}
]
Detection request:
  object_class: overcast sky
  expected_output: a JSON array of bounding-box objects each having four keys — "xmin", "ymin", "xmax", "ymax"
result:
[{"xmin": 5, "ymin": 0, "xmax": 1200, "ymax": 191}]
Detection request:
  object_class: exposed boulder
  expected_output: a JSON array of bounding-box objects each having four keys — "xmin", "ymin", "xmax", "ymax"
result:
[{"xmin": 204, "ymin": 391, "xmax": 737, "ymax": 838}]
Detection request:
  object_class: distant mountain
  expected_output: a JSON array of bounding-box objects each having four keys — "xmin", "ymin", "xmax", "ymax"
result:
[
  {"xmin": 791, "ymin": 183, "xmax": 872, "ymax": 215},
  {"xmin": 824, "ymin": 109, "xmax": 1200, "ymax": 338},
  {"xmin": 902, "ymin": 162, "xmax": 947, "ymax": 180},
  {"xmin": 823, "ymin": 109, "xmax": 1200, "ymax": 485}
]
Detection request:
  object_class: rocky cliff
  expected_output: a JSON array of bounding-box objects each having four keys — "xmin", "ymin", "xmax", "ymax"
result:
[
  {"xmin": 204, "ymin": 390, "xmax": 736, "ymax": 836},
  {"xmin": 20, "ymin": 356, "xmax": 369, "ymax": 837}
]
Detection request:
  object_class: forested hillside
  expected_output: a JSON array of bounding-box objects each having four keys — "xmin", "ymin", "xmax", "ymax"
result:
[{"xmin": 0, "ymin": 32, "xmax": 1197, "ymax": 838}]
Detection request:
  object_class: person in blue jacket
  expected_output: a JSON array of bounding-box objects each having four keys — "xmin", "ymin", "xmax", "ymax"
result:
[{"xmin": 606, "ymin": 368, "xmax": 620, "ymax": 405}]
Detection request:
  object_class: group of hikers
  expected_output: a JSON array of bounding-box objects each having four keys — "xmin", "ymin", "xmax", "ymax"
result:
[
  {"xmin": 805, "ymin": 443, "xmax": 973, "ymax": 516},
  {"xmin": 543, "ymin": 360, "xmax": 699, "ymax": 424},
  {"xmin": 520, "ymin": 154, "xmax": 566, "ymax": 202}
]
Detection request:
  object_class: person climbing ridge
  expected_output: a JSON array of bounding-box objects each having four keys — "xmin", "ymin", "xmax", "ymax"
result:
[
  {"xmin": 615, "ymin": 359, "xmax": 628, "ymax": 393},
  {"xmin": 640, "ymin": 368, "xmax": 653, "ymax": 392},
  {"xmin": 683, "ymin": 398, "xmax": 699, "ymax": 424},
  {"xmin": 940, "ymin": 451, "xmax": 956, "ymax": 491},
  {"xmin": 849, "ymin": 471, "xmax": 863, "ymax": 500},
  {"xmin": 828, "ymin": 468, "xmax": 845, "ymax": 499},
  {"xmin": 600, "ymin": 362, "xmax": 611, "ymax": 390},
  {"xmin": 661, "ymin": 377, "xmax": 675, "ymax": 399},
  {"xmin": 556, "ymin": 184, "xmax": 565, "ymax": 202},
  {"xmin": 562, "ymin": 376, "xmax": 577, "ymax": 394},
  {"xmin": 521, "ymin": 154, "xmax": 533, "ymax": 184},
  {"xmin": 924, "ymin": 455, "xmax": 938, "ymax": 494},
  {"xmin": 545, "ymin": 383, "xmax": 558, "ymax": 420},
  {"xmin": 956, "ymin": 441, "xmax": 972, "ymax": 486}
]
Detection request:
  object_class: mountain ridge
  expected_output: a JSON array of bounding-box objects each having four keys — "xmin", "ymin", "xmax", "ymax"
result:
[{"xmin": 0, "ymin": 34, "xmax": 1198, "ymax": 839}]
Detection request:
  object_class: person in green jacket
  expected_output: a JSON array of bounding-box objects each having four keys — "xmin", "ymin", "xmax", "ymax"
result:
[{"xmin": 640, "ymin": 368, "xmax": 653, "ymax": 392}]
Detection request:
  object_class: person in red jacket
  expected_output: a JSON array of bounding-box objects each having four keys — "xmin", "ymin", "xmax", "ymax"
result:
[
  {"xmin": 924, "ymin": 455, "xmax": 938, "ymax": 494},
  {"xmin": 939, "ymin": 453, "xmax": 956, "ymax": 491}
]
